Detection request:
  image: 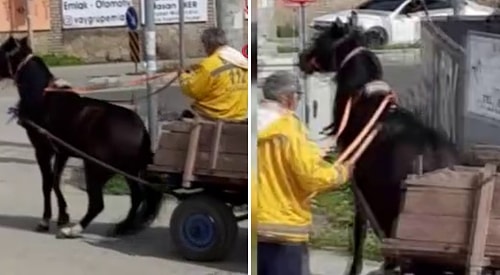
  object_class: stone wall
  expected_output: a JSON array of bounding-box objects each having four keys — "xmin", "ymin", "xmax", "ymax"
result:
[{"xmin": 3, "ymin": 0, "xmax": 248, "ymax": 63}]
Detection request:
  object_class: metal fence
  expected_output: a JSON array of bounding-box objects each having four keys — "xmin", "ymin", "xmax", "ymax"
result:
[{"xmin": 409, "ymin": 16, "xmax": 500, "ymax": 152}]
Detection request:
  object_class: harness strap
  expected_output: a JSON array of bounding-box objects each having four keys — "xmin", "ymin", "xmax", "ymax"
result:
[
  {"xmin": 340, "ymin": 46, "xmax": 366, "ymax": 68},
  {"xmin": 10, "ymin": 54, "xmax": 33, "ymax": 82}
]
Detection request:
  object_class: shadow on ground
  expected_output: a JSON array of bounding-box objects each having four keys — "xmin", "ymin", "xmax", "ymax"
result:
[{"xmin": 0, "ymin": 214, "xmax": 248, "ymax": 274}]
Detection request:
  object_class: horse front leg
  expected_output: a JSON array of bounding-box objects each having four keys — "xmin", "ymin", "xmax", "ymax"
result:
[
  {"xmin": 348, "ymin": 202, "xmax": 368, "ymax": 275},
  {"xmin": 33, "ymin": 147, "xmax": 54, "ymax": 232}
]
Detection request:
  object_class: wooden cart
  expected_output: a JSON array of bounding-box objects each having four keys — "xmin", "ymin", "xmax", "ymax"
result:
[
  {"xmin": 147, "ymin": 117, "xmax": 247, "ymax": 262},
  {"xmin": 381, "ymin": 163, "xmax": 500, "ymax": 274}
]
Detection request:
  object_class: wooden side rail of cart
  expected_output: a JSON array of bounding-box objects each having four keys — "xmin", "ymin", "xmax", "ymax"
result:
[
  {"xmin": 381, "ymin": 163, "xmax": 499, "ymax": 274},
  {"xmin": 148, "ymin": 117, "xmax": 248, "ymax": 188}
]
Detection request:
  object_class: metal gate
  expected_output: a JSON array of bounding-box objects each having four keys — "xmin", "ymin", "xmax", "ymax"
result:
[{"xmin": 416, "ymin": 16, "xmax": 500, "ymax": 151}]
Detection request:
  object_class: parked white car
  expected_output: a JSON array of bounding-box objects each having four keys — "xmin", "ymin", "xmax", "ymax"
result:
[{"xmin": 310, "ymin": 0, "xmax": 494, "ymax": 47}]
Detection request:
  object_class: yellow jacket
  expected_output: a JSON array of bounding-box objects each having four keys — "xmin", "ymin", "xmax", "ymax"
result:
[
  {"xmin": 179, "ymin": 46, "xmax": 248, "ymax": 121},
  {"xmin": 256, "ymin": 101, "xmax": 349, "ymax": 243}
]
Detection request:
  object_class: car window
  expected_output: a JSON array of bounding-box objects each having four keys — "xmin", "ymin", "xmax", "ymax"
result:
[
  {"xmin": 357, "ymin": 0, "xmax": 405, "ymax": 11},
  {"xmin": 401, "ymin": 0, "xmax": 451, "ymax": 14},
  {"xmin": 400, "ymin": 0, "xmax": 425, "ymax": 14},
  {"xmin": 425, "ymin": 0, "xmax": 452, "ymax": 10}
]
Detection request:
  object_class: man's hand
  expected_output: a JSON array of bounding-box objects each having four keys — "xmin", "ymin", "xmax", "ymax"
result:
[{"xmin": 343, "ymin": 161, "xmax": 355, "ymax": 181}]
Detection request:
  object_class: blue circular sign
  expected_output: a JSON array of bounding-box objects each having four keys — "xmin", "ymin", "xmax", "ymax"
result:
[{"xmin": 126, "ymin": 6, "xmax": 138, "ymax": 31}]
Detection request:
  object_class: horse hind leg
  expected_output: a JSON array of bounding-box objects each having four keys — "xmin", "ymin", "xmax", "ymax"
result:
[
  {"xmin": 57, "ymin": 162, "xmax": 112, "ymax": 239},
  {"xmin": 109, "ymin": 177, "xmax": 144, "ymax": 236},
  {"xmin": 52, "ymin": 153, "xmax": 70, "ymax": 227}
]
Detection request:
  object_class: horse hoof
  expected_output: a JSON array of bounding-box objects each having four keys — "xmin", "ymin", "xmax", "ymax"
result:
[
  {"xmin": 35, "ymin": 223, "xmax": 49, "ymax": 232},
  {"xmin": 56, "ymin": 224, "xmax": 82, "ymax": 239},
  {"xmin": 108, "ymin": 225, "xmax": 130, "ymax": 237},
  {"xmin": 109, "ymin": 223, "xmax": 140, "ymax": 237}
]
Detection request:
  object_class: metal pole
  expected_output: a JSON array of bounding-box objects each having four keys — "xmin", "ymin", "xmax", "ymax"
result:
[
  {"xmin": 298, "ymin": 3, "xmax": 309, "ymax": 125},
  {"xmin": 216, "ymin": 0, "xmax": 244, "ymax": 50},
  {"xmin": 179, "ymin": 0, "xmax": 185, "ymax": 68},
  {"xmin": 145, "ymin": 0, "xmax": 158, "ymax": 143},
  {"xmin": 250, "ymin": 1, "xmax": 258, "ymax": 274},
  {"xmin": 25, "ymin": 0, "xmax": 34, "ymax": 51}
]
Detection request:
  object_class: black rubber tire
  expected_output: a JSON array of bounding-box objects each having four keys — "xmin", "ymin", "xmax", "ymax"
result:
[
  {"xmin": 365, "ymin": 27, "xmax": 389, "ymax": 48},
  {"xmin": 170, "ymin": 194, "xmax": 238, "ymax": 261}
]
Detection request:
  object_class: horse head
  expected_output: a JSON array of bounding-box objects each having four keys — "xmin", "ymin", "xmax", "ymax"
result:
[
  {"xmin": 0, "ymin": 35, "xmax": 33, "ymax": 80},
  {"xmin": 298, "ymin": 12, "xmax": 392, "ymax": 142},
  {"xmin": 298, "ymin": 12, "xmax": 364, "ymax": 74}
]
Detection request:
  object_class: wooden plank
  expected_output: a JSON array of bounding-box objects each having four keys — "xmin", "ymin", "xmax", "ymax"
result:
[
  {"xmin": 156, "ymin": 131, "xmax": 247, "ymax": 154},
  {"xmin": 467, "ymin": 163, "xmax": 496, "ymax": 274},
  {"xmin": 147, "ymin": 164, "xmax": 247, "ymax": 180},
  {"xmin": 153, "ymin": 149, "xmax": 247, "ymax": 173},
  {"xmin": 401, "ymin": 187, "xmax": 473, "ymax": 217},
  {"xmin": 382, "ymin": 238, "xmax": 500, "ymax": 267},
  {"xmin": 395, "ymin": 214, "xmax": 500, "ymax": 247},
  {"xmin": 162, "ymin": 120, "xmax": 248, "ymax": 137},
  {"xmin": 404, "ymin": 168, "xmax": 479, "ymax": 189},
  {"xmin": 395, "ymin": 214, "xmax": 470, "ymax": 244}
]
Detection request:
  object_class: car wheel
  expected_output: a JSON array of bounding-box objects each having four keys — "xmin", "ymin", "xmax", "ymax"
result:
[{"xmin": 365, "ymin": 27, "xmax": 388, "ymax": 48}]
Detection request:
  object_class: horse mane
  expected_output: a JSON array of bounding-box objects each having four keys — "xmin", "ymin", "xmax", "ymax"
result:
[{"xmin": 30, "ymin": 55, "xmax": 55, "ymax": 80}]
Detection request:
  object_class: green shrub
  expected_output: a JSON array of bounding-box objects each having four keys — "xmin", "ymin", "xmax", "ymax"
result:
[
  {"xmin": 104, "ymin": 175, "xmax": 129, "ymax": 195},
  {"xmin": 39, "ymin": 53, "xmax": 83, "ymax": 67}
]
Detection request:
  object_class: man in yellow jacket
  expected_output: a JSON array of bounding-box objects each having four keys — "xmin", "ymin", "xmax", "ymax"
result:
[
  {"xmin": 256, "ymin": 71, "xmax": 353, "ymax": 275},
  {"xmin": 179, "ymin": 27, "xmax": 248, "ymax": 122}
]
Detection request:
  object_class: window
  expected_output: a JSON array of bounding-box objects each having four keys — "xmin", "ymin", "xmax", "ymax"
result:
[
  {"xmin": 401, "ymin": 0, "xmax": 452, "ymax": 14},
  {"xmin": 357, "ymin": 0, "xmax": 405, "ymax": 12},
  {"xmin": 425, "ymin": 0, "xmax": 452, "ymax": 10}
]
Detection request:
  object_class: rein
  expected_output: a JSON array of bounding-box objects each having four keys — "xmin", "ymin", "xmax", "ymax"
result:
[
  {"xmin": 9, "ymin": 53, "xmax": 33, "ymax": 82},
  {"xmin": 9, "ymin": 53, "xmax": 180, "ymax": 105}
]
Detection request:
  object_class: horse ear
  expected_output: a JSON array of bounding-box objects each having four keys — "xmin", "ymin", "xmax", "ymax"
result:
[
  {"xmin": 334, "ymin": 17, "xmax": 343, "ymax": 27},
  {"xmin": 349, "ymin": 11, "xmax": 358, "ymax": 27},
  {"xmin": 331, "ymin": 18, "xmax": 343, "ymax": 34}
]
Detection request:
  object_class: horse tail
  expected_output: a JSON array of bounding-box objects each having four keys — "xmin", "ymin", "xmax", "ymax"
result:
[{"xmin": 138, "ymin": 127, "xmax": 164, "ymax": 227}]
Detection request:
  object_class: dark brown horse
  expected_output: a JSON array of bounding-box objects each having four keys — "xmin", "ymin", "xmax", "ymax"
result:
[
  {"xmin": 0, "ymin": 36, "xmax": 163, "ymax": 239},
  {"xmin": 298, "ymin": 19, "xmax": 460, "ymax": 274}
]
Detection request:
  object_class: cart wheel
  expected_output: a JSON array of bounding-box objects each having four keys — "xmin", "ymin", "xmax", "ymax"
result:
[{"xmin": 170, "ymin": 195, "xmax": 238, "ymax": 261}]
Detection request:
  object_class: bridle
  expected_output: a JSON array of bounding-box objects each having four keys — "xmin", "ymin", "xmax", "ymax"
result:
[
  {"xmin": 4, "ymin": 43, "xmax": 33, "ymax": 83},
  {"xmin": 308, "ymin": 30, "xmax": 363, "ymax": 72}
]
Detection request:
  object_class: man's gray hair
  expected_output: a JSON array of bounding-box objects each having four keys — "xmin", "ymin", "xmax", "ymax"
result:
[
  {"xmin": 262, "ymin": 71, "xmax": 301, "ymax": 101},
  {"xmin": 201, "ymin": 27, "xmax": 228, "ymax": 49}
]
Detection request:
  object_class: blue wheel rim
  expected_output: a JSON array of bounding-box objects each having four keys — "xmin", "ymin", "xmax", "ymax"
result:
[{"xmin": 180, "ymin": 213, "xmax": 216, "ymax": 251}]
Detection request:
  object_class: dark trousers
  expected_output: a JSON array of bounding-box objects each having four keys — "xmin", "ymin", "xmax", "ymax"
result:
[{"xmin": 257, "ymin": 241, "xmax": 310, "ymax": 275}]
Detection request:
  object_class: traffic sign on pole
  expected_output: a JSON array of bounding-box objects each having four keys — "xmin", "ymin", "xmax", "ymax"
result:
[
  {"xmin": 242, "ymin": 44, "xmax": 248, "ymax": 58},
  {"xmin": 282, "ymin": 0, "xmax": 315, "ymax": 7},
  {"xmin": 126, "ymin": 6, "xmax": 139, "ymax": 31}
]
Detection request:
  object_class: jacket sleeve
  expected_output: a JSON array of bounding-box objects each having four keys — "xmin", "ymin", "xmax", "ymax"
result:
[
  {"xmin": 285, "ymin": 122, "xmax": 349, "ymax": 193},
  {"xmin": 179, "ymin": 66, "xmax": 212, "ymax": 100}
]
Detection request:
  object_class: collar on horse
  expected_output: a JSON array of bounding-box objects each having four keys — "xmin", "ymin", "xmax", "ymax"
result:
[{"xmin": 8, "ymin": 53, "xmax": 33, "ymax": 83}]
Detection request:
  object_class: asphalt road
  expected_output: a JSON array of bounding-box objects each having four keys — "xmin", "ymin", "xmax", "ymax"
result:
[{"xmin": 0, "ymin": 60, "xmax": 420, "ymax": 275}]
